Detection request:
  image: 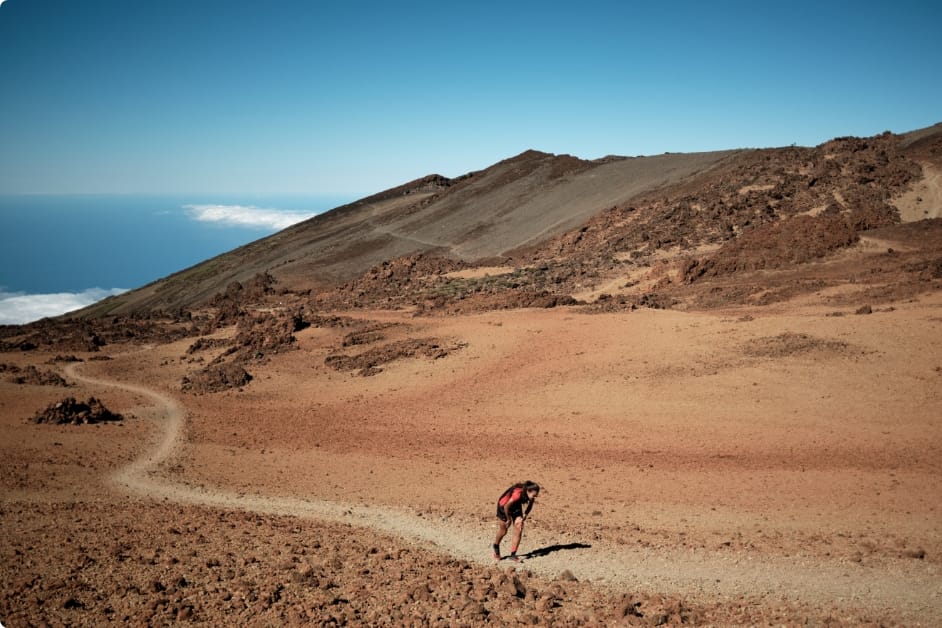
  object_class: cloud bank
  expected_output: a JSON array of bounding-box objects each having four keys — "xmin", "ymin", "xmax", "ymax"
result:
[
  {"xmin": 184, "ymin": 204, "xmax": 316, "ymax": 230},
  {"xmin": 0, "ymin": 287, "xmax": 127, "ymax": 325}
]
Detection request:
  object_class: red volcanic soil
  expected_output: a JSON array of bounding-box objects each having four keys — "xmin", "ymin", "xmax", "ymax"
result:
[{"xmin": 3, "ymin": 291, "xmax": 941, "ymax": 625}]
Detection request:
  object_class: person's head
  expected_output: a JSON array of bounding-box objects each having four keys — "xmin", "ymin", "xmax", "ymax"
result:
[{"xmin": 524, "ymin": 481, "xmax": 540, "ymax": 499}]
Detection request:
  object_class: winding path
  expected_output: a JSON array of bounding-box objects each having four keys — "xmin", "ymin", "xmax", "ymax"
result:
[{"xmin": 65, "ymin": 363, "xmax": 942, "ymax": 622}]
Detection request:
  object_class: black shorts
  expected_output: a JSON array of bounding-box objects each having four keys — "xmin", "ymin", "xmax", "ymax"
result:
[{"xmin": 496, "ymin": 502, "xmax": 524, "ymax": 522}]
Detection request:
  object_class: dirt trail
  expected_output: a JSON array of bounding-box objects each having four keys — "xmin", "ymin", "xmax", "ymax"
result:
[{"xmin": 63, "ymin": 361, "xmax": 942, "ymax": 621}]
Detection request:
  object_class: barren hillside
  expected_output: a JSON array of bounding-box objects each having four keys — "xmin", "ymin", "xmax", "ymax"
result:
[
  {"xmin": 71, "ymin": 124, "xmax": 942, "ymax": 320},
  {"xmin": 77, "ymin": 149, "xmax": 740, "ymax": 315},
  {"xmin": 3, "ymin": 123, "xmax": 941, "ymax": 626}
]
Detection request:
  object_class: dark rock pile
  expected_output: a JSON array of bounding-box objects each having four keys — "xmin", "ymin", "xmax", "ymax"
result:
[
  {"xmin": 682, "ymin": 213, "xmax": 860, "ymax": 281},
  {"xmin": 32, "ymin": 397, "xmax": 123, "ymax": 425},
  {"xmin": 326, "ymin": 253, "xmax": 468, "ymax": 310},
  {"xmin": 179, "ymin": 272, "xmax": 311, "ymax": 393},
  {"xmin": 0, "ymin": 312, "xmax": 196, "ymax": 353},
  {"xmin": 228, "ymin": 310, "xmax": 307, "ymax": 361},
  {"xmin": 548, "ymin": 132, "xmax": 920, "ymax": 268},
  {"xmin": 4, "ymin": 365, "xmax": 71, "ymax": 387},
  {"xmin": 322, "ymin": 256, "xmax": 584, "ymax": 313},
  {"xmin": 206, "ymin": 273, "xmax": 278, "ymax": 330},
  {"xmin": 180, "ymin": 363, "xmax": 252, "ymax": 394},
  {"xmin": 47, "ymin": 355, "xmax": 82, "ymax": 364},
  {"xmin": 325, "ymin": 337, "xmax": 465, "ymax": 377}
]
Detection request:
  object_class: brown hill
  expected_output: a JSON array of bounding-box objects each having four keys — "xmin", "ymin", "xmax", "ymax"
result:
[
  {"xmin": 313, "ymin": 125, "xmax": 942, "ymax": 313},
  {"xmin": 72, "ymin": 123, "xmax": 942, "ymax": 318},
  {"xmin": 77, "ymin": 149, "xmax": 739, "ymax": 315}
]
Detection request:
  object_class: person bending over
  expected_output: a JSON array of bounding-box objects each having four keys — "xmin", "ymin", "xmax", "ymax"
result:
[{"xmin": 492, "ymin": 481, "xmax": 540, "ymax": 561}]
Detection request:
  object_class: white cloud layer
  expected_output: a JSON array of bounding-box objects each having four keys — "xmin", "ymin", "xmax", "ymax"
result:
[
  {"xmin": 0, "ymin": 288, "xmax": 127, "ymax": 325},
  {"xmin": 184, "ymin": 204, "xmax": 316, "ymax": 230}
]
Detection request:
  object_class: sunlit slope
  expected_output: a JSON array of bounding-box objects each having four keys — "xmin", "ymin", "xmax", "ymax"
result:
[{"xmin": 81, "ymin": 148, "xmax": 738, "ymax": 314}]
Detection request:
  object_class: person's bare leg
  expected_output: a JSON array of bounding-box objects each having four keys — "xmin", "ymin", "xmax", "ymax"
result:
[
  {"xmin": 510, "ymin": 517, "xmax": 525, "ymax": 558},
  {"xmin": 493, "ymin": 519, "xmax": 509, "ymax": 559},
  {"xmin": 494, "ymin": 519, "xmax": 509, "ymax": 545}
]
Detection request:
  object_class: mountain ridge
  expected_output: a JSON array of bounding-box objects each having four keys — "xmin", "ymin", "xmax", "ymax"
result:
[
  {"xmin": 75, "ymin": 124, "xmax": 941, "ymax": 317},
  {"xmin": 79, "ymin": 148, "xmax": 737, "ymax": 314}
]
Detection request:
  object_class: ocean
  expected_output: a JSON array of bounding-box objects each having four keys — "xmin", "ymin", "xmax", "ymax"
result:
[{"xmin": 0, "ymin": 194, "xmax": 354, "ymax": 324}]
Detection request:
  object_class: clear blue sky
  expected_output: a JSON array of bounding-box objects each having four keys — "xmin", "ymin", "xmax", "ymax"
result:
[{"xmin": 1, "ymin": 0, "xmax": 939, "ymax": 196}]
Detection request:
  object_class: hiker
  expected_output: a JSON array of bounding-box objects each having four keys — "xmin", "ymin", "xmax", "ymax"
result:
[{"xmin": 492, "ymin": 480, "xmax": 540, "ymax": 561}]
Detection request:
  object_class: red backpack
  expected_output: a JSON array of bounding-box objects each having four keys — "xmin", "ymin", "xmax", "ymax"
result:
[{"xmin": 498, "ymin": 485, "xmax": 525, "ymax": 506}]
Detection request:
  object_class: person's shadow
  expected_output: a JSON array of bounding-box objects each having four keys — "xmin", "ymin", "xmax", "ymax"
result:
[{"xmin": 520, "ymin": 542, "xmax": 591, "ymax": 559}]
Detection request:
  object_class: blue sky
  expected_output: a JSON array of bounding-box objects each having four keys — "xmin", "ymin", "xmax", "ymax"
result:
[{"xmin": 0, "ymin": 0, "xmax": 940, "ymax": 196}]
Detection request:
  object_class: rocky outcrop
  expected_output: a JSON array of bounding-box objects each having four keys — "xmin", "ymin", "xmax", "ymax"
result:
[{"xmin": 32, "ymin": 397, "xmax": 123, "ymax": 425}]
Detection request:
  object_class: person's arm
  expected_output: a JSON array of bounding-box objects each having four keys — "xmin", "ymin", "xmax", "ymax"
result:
[{"xmin": 522, "ymin": 499, "xmax": 534, "ymax": 520}]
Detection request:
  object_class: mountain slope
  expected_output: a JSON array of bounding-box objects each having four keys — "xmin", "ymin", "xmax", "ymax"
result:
[
  {"xmin": 81, "ymin": 148, "xmax": 739, "ymax": 315},
  {"xmin": 316, "ymin": 125, "xmax": 942, "ymax": 313},
  {"xmin": 74, "ymin": 123, "xmax": 942, "ymax": 317}
]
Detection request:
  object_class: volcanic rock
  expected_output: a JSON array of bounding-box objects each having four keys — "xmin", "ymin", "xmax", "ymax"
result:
[{"xmin": 32, "ymin": 397, "xmax": 123, "ymax": 425}]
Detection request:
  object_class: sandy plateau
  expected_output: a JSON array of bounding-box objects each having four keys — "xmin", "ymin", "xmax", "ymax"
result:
[{"xmin": 2, "ymin": 292, "xmax": 941, "ymax": 626}]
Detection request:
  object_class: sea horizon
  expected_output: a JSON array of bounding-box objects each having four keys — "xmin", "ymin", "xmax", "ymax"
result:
[{"xmin": 0, "ymin": 193, "xmax": 357, "ymax": 325}]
